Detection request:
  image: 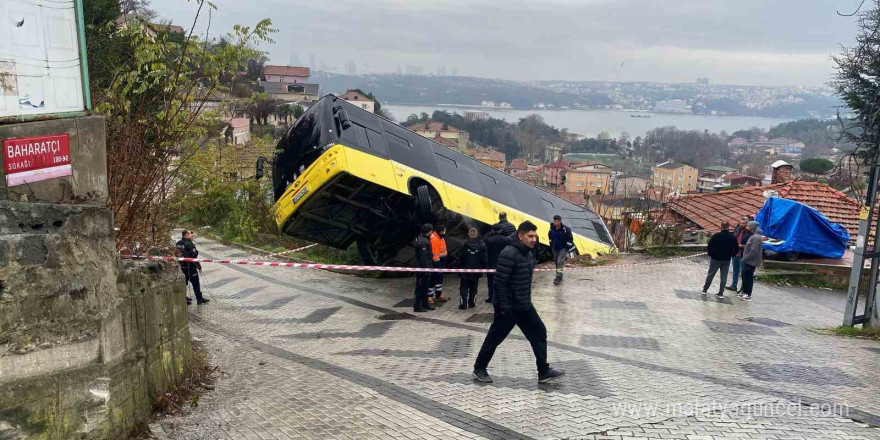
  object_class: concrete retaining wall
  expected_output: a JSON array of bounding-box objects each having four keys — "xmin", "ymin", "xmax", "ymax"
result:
[{"xmin": 0, "ymin": 201, "xmax": 191, "ymax": 440}]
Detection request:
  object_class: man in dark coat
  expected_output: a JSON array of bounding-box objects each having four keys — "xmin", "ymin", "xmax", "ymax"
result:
[
  {"xmin": 413, "ymin": 223, "xmax": 436, "ymax": 312},
  {"xmin": 483, "ymin": 224, "xmax": 510, "ymax": 303},
  {"xmin": 727, "ymin": 215, "xmax": 752, "ymax": 293},
  {"xmin": 702, "ymin": 221, "xmax": 740, "ymax": 299},
  {"xmin": 457, "ymin": 228, "xmax": 488, "ymax": 309},
  {"xmin": 176, "ymin": 230, "xmax": 209, "ymax": 305},
  {"xmin": 548, "ymin": 215, "xmax": 574, "ymax": 285},
  {"xmin": 473, "ymin": 221, "xmax": 566, "ymax": 384},
  {"xmin": 493, "ymin": 212, "xmax": 516, "ymax": 237}
]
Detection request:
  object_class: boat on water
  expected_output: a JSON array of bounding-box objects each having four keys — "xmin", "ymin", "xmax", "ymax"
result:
[{"xmin": 630, "ymin": 114, "xmax": 652, "ymax": 118}]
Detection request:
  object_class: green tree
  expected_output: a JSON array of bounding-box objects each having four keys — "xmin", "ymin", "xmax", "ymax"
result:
[
  {"xmin": 799, "ymin": 158, "xmax": 835, "ymax": 176},
  {"xmin": 246, "ymin": 92, "xmax": 278, "ymax": 125},
  {"xmin": 833, "ymin": 1, "xmax": 880, "ymax": 164},
  {"xmin": 85, "ymin": 0, "xmax": 276, "ymax": 247}
]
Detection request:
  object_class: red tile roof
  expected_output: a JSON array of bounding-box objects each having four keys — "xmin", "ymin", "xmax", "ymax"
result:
[
  {"xmin": 264, "ymin": 65, "xmax": 311, "ymax": 78},
  {"xmin": 339, "ymin": 90, "xmax": 373, "ymax": 102},
  {"xmin": 545, "ymin": 158, "xmax": 569, "ymax": 169},
  {"xmin": 556, "ymin": 191, "xmax": 587, "ymax": 207},
  {"xmin": 406, "ymin": 121, "xmax": 462, "ymax": 133},
  {"xmin": 508, "ymin": 158, "xmax": 528, "ymax": 170},
  {"xmin": 432, "ymin": 135, "xmax": 458, "ymax": 148},
  {"xmin": 668, "ymin": 181, "xmax": 862, "ymax": 237}
]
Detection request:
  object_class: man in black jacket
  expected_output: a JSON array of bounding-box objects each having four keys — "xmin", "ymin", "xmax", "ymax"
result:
[
  {"xmin": 176, "ymin": 230, "xmax": 209, "ymax": 305},
  {"xmin": 473, "ymin": 221, "xmax": 566, "ymax": 384},
  {"xmin": 493, "ymin": 212, "xmax": 516, "ymax": 237},
  {"xmin": 413, "ymin": 223, "xmax": 436, "ymax": 312},
  {"xmin": 457, "ymin": 228, "xmax": 488, "ymax": 309},
  {"xmin": 483, "ymin": 224, "xmax": 510, "ymax": 303},
  {"xmin": 702, "ymin": 221, "xmax": 740, "ymax": 299}
]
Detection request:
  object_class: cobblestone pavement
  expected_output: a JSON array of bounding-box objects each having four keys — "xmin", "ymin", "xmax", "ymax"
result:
[{"xmin": 156, "ymin": 238, "xmax": 880, "ymax": 440}]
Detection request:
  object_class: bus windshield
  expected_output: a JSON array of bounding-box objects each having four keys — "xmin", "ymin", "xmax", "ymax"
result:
[{"xmin": 272, "ymin": 100, "xmax": 339, "ymax": 201}]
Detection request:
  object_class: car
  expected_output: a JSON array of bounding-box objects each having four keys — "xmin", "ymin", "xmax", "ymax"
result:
[{"xmin": 756, "ymin": 197, "xmax": 850, "ymax": 261}]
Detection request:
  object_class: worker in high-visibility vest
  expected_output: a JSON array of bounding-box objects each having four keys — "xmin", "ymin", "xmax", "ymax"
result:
[{"xmin": 429, "ymin": 225, "xmax": 449, "ymax": 305}]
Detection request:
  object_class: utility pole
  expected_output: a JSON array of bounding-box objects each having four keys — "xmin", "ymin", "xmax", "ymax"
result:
[{"xmin": 844, "ymin": 145, "xmax": 880, "ymax": 327}]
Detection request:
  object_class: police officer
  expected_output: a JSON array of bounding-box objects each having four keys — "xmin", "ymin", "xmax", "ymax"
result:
[{"xmin": 176, "ymin": 230, "xmax": 209, "ymax": 305}]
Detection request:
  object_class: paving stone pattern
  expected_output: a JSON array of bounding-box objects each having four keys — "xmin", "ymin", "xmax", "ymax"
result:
[{"xmin": 156, "ymin": 238, "xmax": 880, "ymax": 439}]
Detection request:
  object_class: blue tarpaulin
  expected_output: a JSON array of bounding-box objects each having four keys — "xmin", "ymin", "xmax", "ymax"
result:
[{"xmin": 754, "ymin": 197, "xmax": 850, "ymax": 259}]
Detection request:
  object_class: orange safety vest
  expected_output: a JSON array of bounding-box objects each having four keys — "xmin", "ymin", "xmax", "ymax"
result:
[{"xmin": 430, "ymin": 232, "xmax": 448, "ymax": 261}]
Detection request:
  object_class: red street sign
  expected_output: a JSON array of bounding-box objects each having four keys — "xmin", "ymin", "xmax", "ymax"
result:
[{"xmin": 3, "ymin": 134, "xmax": 72, "ymax": 186}]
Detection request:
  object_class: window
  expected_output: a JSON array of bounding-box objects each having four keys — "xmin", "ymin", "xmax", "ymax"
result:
[{"xmin": 577, "ymin": 181, "xmax": 584, "ymax": 187}]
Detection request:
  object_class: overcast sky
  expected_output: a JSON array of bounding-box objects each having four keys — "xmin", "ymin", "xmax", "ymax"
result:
[{"xmin": 149, "ymin": 0, "xmax": 864, "ymax": 87}]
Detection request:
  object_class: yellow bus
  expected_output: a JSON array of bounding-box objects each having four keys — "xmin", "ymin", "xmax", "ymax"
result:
[{"xmin": 260, "ymin": 95, "xmax": 614, "ymax": 265}]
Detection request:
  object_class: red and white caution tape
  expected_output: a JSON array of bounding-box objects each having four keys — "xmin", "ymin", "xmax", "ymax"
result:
[
  {"xmin": 262, "ymin": 243, "xmax": 319, "ymax": 259},
  {"xmin": 122, "ymin": 252, "xmax": 706, "ymax": 273}
]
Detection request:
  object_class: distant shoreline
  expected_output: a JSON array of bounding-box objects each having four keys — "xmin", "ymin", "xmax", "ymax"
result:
[{"xmin": 389, "ymin": 103, "xmax": 798, "ymax": 120}]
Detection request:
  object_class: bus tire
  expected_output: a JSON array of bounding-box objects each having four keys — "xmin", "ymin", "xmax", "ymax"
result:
[
  {"xmin": 356, "ymin": 237, "xmax": 377, "ymax": 265},
  {"xmin": 416, "ymin": 185, "xmax": 432, "ymax": 219}
]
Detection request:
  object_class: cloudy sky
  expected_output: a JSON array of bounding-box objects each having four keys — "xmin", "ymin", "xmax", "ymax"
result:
[{"xmin": 150, "ymin": 0, "xmax": 864, "ymax": 86}]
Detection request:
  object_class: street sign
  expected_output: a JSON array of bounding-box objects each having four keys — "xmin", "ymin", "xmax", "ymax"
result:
[{"xmin": 3, "ymin": 133, "xmax": 71, "ymax": 186}]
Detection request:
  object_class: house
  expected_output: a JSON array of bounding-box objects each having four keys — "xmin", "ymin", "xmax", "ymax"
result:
[
  {"xmin": 721, "ymin": 173, "xmax": 763, "ymax": 188},
  {"xmin": 555, "ymin": 191, "xmax": 588, "ymax": 208},
  {"xmin": 468, "ymin": 147, "xmax": 506, "ymax": 170},
  {"xmin": 224, "ymin": 117, "xmax": 251, "ymax": 146},
  {"xmin": 405, "ymin": 120, "xmax": 470, "ymax": 152},
  {"xmin": 613, "ymin": 175, "xmax": 650, "ymax": 196},
  {"xmin": 542, "ymin": 159, "xmax": 569, "ymax": 188},
  {"xmin": 263, "ymin": 65, "xmax": 311, "ymax": 83},
  {"xmin": 592, "ymin": 195, "xmax": 663, "ymax": 221},
  {"xmin": 507, "ymin": 158, "xmax": 529, "ymax": 177},
  {"xmin": 115, "ymin": 14, "xmax": 185, "ymax": 36},
  {"xmin": 544, "ymin": 143, "xmax": 565, "ymax": 163},
  {"xmin": 645, "ymin": 186, "xmax": 673, "ymax": 204},
  {"xmin": 667, "ymin": 163, "xmax": 863, "ymax": 240},
  {"xmin": 519, "ymin": 169, "xmax": 543, "ymax": 187},
  {"xmin": 261, "ymin": 82, "xmax": 320, "ymax": 102},
  {"xmin": 432, "ymin": 135, "xmax": 459, "ymax": 149},
  {"xmin": 651, "ymin": 161, "xmax": 699, "ymax": 194},
  {"xmin": 727, "ymin": 137, "xmax": 749, "ymax": 148},
  {"xmin": 260, "ymin": 65, "xmax": 319, "ymax": 102},
  {"xmin": 566, "ymin": 161, "xmax": 612, "ymax": 195},
  {"xmin": 338, "ymin": 90, "xmax": 376, "ymax": 113}
]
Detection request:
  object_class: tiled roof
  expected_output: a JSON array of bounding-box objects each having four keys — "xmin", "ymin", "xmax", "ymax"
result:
[
  {"xmin": 475, "ymin": 149, "xmax": 505, "ymax": 162},
  {"xmin": 508, "ymin": 158, "xmax": 528, "ymax": 170},
  {"xmin": 406, "ymin": 121, "xmax": 462, "ymax": 133},
  {"xmin": 545, "ymin": 158, "xmax": 569, "ymax": 169},
  {"xmin": 264, "ymin": 65, "xmax": 311, "ymax": 77},
  {"xmin": 339, "ymin": 90, "xmax": 373, "ymax": 102},
  {"xmin": 556, "ymin": 191, "xmax": 587, "ymax": 207},
  {"xmin": 432, "ymin": 135, "xmax": 458, "ymax": 148},
  {"xmin": 668, "ymin": 181, "xmax": 862, "ymax": 237}
]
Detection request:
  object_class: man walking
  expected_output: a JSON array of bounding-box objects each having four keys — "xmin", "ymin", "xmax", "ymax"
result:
[
  {"xmin": 727, "ymin": 215, "xmax": 752, "ymax": 293},
  {"xmin": 740, "ymin": 221, "xmax": 764, "ymax": 302},
  {"xmin": 473, "ymin": 221, "xmax": 566, "ymax": 384},
  {"xmin": 457, "ymin": 228, "xmax": 488, "ymax": 309},
  {"xmin": 429, "ymin": 226, "xmax": 449, "ymax": 304},
  {"xmin": 176, "ymin": 230, "xmax": 209, "ymax": 305},
  {"xmin": 702, "ymin": 221, "xmax": 739, "ymax": 299},
  {"xmin": 483, "ymin": 224, "xmax": 509, "ymax": 303},
  {"xmin": 548, "ymin": 215, "xmax": 574, "ymax": 285},
  {"xmin": 493, "ymin": 212, "xmax": 516, "ymax": 237},
  {"xmin": 413, "ymin": 224, "xmax": 436, "ymax": 312}
]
